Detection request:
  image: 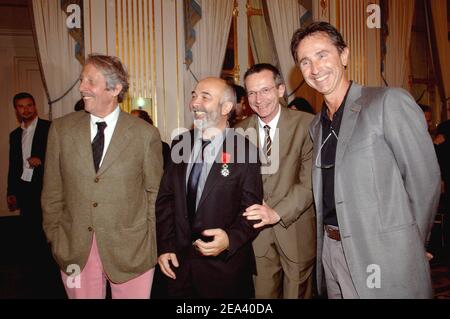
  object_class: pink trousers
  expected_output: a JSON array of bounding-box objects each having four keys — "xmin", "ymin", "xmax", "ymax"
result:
[{"xmin": 61, "ymin": 234, "xmax": 154, "ymax": 299}]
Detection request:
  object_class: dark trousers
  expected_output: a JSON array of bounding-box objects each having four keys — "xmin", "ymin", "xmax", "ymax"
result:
[
  {"xmin": 14, "ymin": 181, "xmax": 64, "ymax": 298},
  {"xmin": 165, "ymin": 248, "xmax": 255, "ymax": 299}
]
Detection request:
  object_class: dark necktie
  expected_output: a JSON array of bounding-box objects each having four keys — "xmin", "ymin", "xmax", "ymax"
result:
[
  {"xmin": 186, "ymin": 140, "xmax": 211, "ymax": 225},
  {"xmin": 263, "ymin": 125, "xmax": 272, "ymax": 159},
  {"xmin": 92, "ymin": 122, "xmax": 107, "ymax": 172}
]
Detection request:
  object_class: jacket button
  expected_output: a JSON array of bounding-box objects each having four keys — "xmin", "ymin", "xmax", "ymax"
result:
[
  {"xmin": 93, "ymin": 203, "xmax": 98, "ymax": 207},
  {"xmin": 94, "ymin": 177, "xmax": 99, "ymax": 183},
  {"xmin": 88, "ymin": 227, "xmax": 93, "ymax": 232}
]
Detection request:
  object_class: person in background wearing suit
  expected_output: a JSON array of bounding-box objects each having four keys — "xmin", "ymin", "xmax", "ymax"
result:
[
  {"xmin": 433, "ymin": 101, "xmax": 450, "ymax": 218},
  {"xmin": 288, "ymin": 97, "xmax": 315, "ymax": 115},
  {"xmin": 291, "ymin": 21, "xmax": 440, "ymax": 298},
  {"xmin": 236, "ymin": 64, "xmax": 316, "ymax": 299},
  {"xmin": 7, "ymin": 92, "xmax": 52, "ymax": 295},
  {"xmin": 74, "ymin": 98, "xmax": 85, "ymax": 112},
  {"xmin": 156, "ymin": 77, "xmax": 263, "ymax": 298},
  {"xmin": 42, "ymin": 54, "xmax": 163, "ymax": 299},
  {"xmin": 130, "ymin": 109, "xmax": 170, "ymax": 170},
  {"xmin": 8, "ymin": 92, "xmax": 50, "ymax": 229}
]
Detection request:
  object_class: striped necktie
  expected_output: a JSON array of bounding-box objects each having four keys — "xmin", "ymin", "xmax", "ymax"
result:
[{"xmin": 263, "ymin": 125, "xmax": 272, "ymax": 160}]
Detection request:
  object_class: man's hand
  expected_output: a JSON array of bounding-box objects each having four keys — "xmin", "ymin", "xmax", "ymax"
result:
[
  {"xmin": 158, "ymin": 253, "xmax": 179, "ymax": 280},
  {"xmin": 194, "ymin": 229, "xmax": 229, "ymax": 256},
  {"xmin": 243, "ymin": 201, "xmax": 280, "ymax": 228},
  {"xmin": 426, "ymin": 252, "xmax": 434, "ymax": 261},
  {"xmin": 27, "ymin": 157, "xmax": 42, "ymax": 168},
  {"xmin": 7, "ymin": 195, "xmax": 17, "ymax": 211}
]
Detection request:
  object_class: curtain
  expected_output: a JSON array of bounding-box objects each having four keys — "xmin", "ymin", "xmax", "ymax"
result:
[
  {"xmin": 248, "ymin": 0, "xmax": 277, "ymax": 65},
  {"xmin": 31, "ymin": 0, "xmax": 82, "ymax": 119},
  {"xmin": 383, "ymin": 0, "xmax": 414, "ymax": 89},
  {"xmin": 429, "ymin": 0, "xmax": 450, "ymax": 114},
  {"xmin": 266, "ymin": 0, "xmax": 305, "ymax": 101},
  {"xmin": 184, "ymin": 0, "xmax": 234, "ymax": 127}
]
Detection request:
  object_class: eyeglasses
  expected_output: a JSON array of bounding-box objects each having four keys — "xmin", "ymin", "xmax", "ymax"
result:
[
  {"xmin": 247, "ymin": 85, "xmax": 277, "ymax": 99},
  {"xmin": 315, "ymin": 129, "xmax": 339, "ymax": 169}
]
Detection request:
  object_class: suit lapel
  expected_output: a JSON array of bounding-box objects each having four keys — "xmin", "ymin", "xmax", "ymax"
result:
[
  {"xmin": 179, "ymin": 130, "xmax": 195, "ymax": 198},
  {"xmin": 310, "ymin": 113, "xmax": 323, "ymax": 213},
  {"xmin": 71, "ymin": 112, "xmax": 94, "ymax": 173},
  {"xmin": 30, "ymin": 119, "xmax": 41, "ymax": 156},
  {"xmin": 196, "ymin": 130, "xmax": 230, "ymax": 211},
  {"xmin": 244, "ymin": 115, "xmax": 259, "ymax": 146},
  {"xmin": 197, "ymin": 162, "xmax": 222, "ymax": 211},
  {"xmin": 97, "ymin": 111, "xmax": 132, "ymax": 175},
  {"xmin": 14, "ymin": 128, "xmax": 23, "ymax": 162},
  {"xmin": 273, "ymin": 106, "xmax": 288, "ymax": 168},
  {"xmin": 335, "ymin": 84, "xmax": 362, "ymax": 168}
]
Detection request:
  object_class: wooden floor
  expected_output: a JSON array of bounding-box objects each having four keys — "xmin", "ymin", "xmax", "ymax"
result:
[{"xmin": 0, "ymin": 215, "xmax": 449, "ymax": 299}]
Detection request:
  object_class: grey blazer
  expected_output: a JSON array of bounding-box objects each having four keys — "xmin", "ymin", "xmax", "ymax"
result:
[{"xmin": 310, "ymin": 83, "xmax": 441, "ymax": 298}]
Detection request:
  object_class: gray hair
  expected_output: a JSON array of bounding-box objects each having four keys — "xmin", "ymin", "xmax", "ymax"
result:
[
  {"xmin": 220, "ymin": 83, "xmax": 236, "ymax": 120},
  {"xmin": 85, "ymin": 54, "xmax": 129, "ymax": 103}
]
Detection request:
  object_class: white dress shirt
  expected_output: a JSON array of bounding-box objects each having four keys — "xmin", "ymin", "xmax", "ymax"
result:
[
  {"xmin": 21, "ymin": 117, "xmax": 38, "ymax": 182},
  {"xmin": 90, "ymin": 106, "xmax": 120, "ymax": 168},
  {"xmin": 186, "ymin": 128, "xmax": 228, "ymax": 208},
  {"xmin": 257, "ymin": 105, "xmax": 281, "ymax": 149}
]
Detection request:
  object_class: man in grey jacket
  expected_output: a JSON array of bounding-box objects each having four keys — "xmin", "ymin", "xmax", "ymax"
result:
[{"xmin": 290, "ymin": 22, "xmax": 440, "ymax": 298}]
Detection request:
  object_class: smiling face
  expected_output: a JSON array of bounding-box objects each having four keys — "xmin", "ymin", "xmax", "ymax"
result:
[
  {"xmin": 244, "ymin": 70, "xmax": 285, "ymax": 124},
  {"xmin": 296, "ymin": 32, "xmax": 350, "ymax": 103},
  {"xmin": 189, "ymin": 78, "xmax": 231, "ymax": 132},
  {"xmin": 79, "ymin": 63, "xmax": 122, "ymax": 118}
]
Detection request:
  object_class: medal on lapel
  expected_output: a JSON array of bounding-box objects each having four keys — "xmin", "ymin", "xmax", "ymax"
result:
[{"xmin": 221, "ymin": 152, "xmax": 231, "ymax": 177}]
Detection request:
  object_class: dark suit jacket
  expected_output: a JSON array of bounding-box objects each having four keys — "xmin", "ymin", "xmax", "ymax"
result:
[
  {"xmin": 162, "ymin": 141, "xmax": 170, "ymax": 170},
  {"xmin": 7, "ymin": 118, "xmax": 51, "ymax": 208},
  {"xmin": 156, "ymin": 129, "xmax": 263, "ymax": 298}
]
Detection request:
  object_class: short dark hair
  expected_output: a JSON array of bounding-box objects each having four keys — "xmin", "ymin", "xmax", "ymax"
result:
[
  {"xmin": 13, "ymin": 92, "xmax": 35, "ymax": 108},
  {"xmin": 288, "ymin": 97, "xmax": 315, "ymax": 114},
  {"xmin": 290, "ymin": 21, "xmax": 347, "ymax": 65},
  {"xmin": 85, "ymin": 54, "xmax": 129, "ymax": 103},
  {"xmin": 131, "ymin": 109, "xmax": 153, "ymax": 125},
  {"xmin": 233, "ymin": 84, "xmax": 246, "ymax": 102},
  {"xmin": 243, "ymin": 63, "xmax": 284, "ymax": 88},
  {"xmin": 74, "ymin": 98, "xmax": 85, "ymax": 111},
  {"xmin": 418, "ymin": 104, "xmax": 431, "ymax": 113}
]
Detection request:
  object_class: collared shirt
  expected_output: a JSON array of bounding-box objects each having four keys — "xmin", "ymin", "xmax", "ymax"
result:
[
  {"xmin": 257, "ymin": 105, "xmax": 281, "ymax": 150},
  {"xmin": 186, "ymin": 128, "xmax": 228, "ymax": 208},
  {"xmin": 90, "ymin": 106, "xmax": 120, "ymax": 168},
  {"xmin": 321, "ymin": 82, "xmax": 352, "ymax": 227},
  {"xmin": 21, "ymin": 116, "xmax": 38, "ymax": 182}
]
